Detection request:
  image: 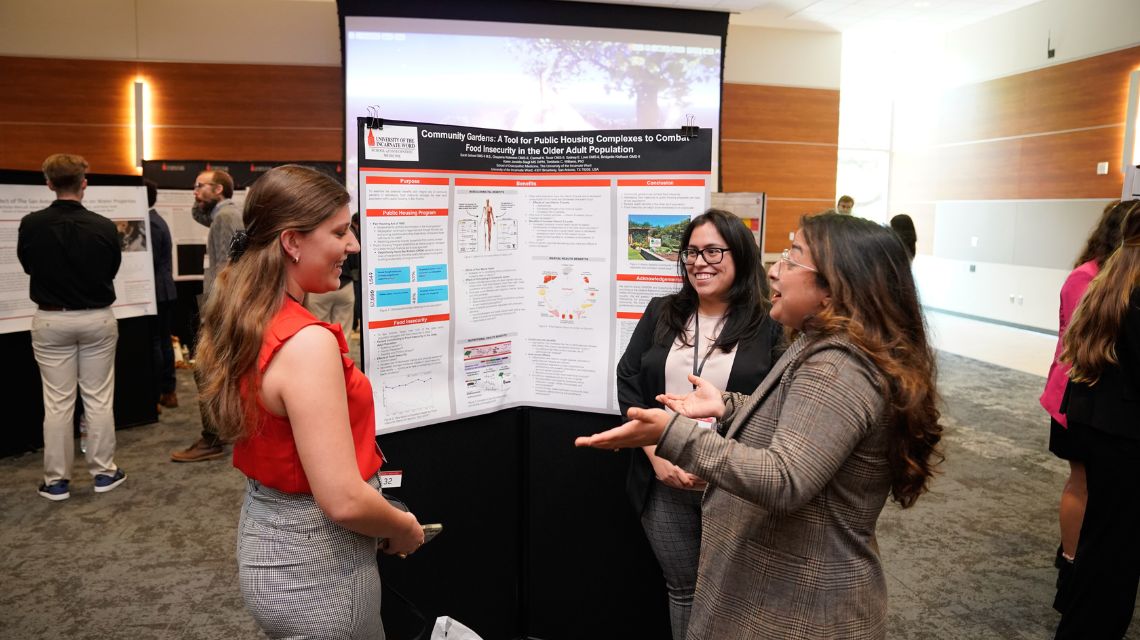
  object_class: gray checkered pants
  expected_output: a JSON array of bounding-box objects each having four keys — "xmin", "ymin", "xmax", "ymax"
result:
[
  {"xmin": 641, "ymin": 481, "xmax": 704, "ymax": 640},
  {"xmin": 237, "ymin": 475, "xmax": 385, "ymax": 640}
]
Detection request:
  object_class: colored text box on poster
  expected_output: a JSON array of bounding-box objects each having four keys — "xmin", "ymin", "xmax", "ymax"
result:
[
  {"xmin": 417, "ymin": 285, "xmax": 449, "ymax": 303},
  {"xmin": 377, "ymin": 289, "xmax": 412, "ymax": 306},
  {"xmin": 416, "ymin": 264, "xmax": 448, "ymax": 282},
  {"xmin": 376, "ymin": 267, "xmax": 411, "ymax": 285}
]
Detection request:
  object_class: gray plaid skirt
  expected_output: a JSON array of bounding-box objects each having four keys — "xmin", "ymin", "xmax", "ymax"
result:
[{"xmin": 237, "ymin": 474, "xmax": 385, "ymax": 640}]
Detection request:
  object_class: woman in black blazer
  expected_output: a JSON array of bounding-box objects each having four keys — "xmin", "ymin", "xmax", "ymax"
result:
[
  {"xmin": 1054, "ymin": 202, "xmax": 1140, "ymax": 639},
  {"xmin": 616, "ymin": 209, "xmax": 782, "ymax": 640}
]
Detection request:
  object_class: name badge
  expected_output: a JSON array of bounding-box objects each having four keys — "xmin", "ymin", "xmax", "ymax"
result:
[{"xmin": 379, "ymin": 470, "xmax": 403, "ymax": 488}]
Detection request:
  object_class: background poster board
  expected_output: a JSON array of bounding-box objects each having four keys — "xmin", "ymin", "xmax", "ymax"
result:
[
  {"xmin": 0, "ymin": 170, "xmax": 155, "ymax": 334},
  {"xmin": 357, "ymin": 119, "xmax": 712, "ymax": 434},
  {"xmin": 142, "ymin": 160, "xmax": 343, "ymax": 280},
  {"xmin": 713, "ymin": 191, "xmax": 767, "ymax": 255}
]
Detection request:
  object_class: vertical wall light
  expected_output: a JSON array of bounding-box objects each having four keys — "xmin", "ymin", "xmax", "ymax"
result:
[
  {"xmin": 1121, "ymin": 69, "xmax": 1140, "ymax": 200},
  {"xmin": 1123, "ymin": 69, "xmax": 1140, "ymax": 171},
  {"xmin": 133, "ymin": 80, "xmax": 146, "ymax": 168}
]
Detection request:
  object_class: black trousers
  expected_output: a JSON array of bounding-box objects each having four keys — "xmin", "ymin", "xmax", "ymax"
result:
[
  {"xmin": 1054, "ymin": 429, "xmax": 1140, "ymax": 639},
  {"xmin": 151, "ymin": 299, "xmax": 176, "ymax": 396}
]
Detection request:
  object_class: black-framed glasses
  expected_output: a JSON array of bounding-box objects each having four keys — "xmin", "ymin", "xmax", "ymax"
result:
[
  {"xmin": 779, "ymin": 248, "xmax": 817, "ymax": 273},
  {"xmin": 680, "ymin": 247, "xmax": 730, "ymax": 264}
]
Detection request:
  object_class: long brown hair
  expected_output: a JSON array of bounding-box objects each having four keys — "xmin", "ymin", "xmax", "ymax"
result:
[
  {"xmin": 1062, "ymin": 202, "xmax": 1140, "ymax": 384},
  {"xmin": 799, "ymin": 213, "xmax": 942, "ymax": 508},
  {"xmin": 1074, "ymin": 199, "xmax": 1133, "ymax": 268},
  {"xmin": 195, "ymin": 165, "xmax": 350, "ymax": 441}
]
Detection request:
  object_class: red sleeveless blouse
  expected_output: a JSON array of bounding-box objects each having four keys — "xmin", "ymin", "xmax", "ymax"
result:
[{"xmin": 233, "ymin": 297, "xmax": 383, "ymax": 494}]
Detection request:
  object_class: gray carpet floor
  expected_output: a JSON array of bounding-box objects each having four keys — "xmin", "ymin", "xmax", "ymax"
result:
[{"xmin": 1, "ymin": 350, "xmax": 1136, "ymax": 639}]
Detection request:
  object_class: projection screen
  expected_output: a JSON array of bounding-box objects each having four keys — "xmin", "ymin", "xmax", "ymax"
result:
[{"xmin": 343, "ymin": 15, "xmax": 724, "ymax": 205}]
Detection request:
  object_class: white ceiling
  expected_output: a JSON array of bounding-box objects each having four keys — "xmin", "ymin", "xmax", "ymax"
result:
[{"xmin": 574, "ymin": 0, "xmax": 1048, "ymax": 33}]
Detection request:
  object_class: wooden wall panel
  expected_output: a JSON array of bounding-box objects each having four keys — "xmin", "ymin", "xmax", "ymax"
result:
[
  {"xmin": 0, "ymin": 124, "xmax": 135, "ymax": 176},
  {"xmin": 937, "ymin": 138, "xmax": 1025, "ymax": 201},
  {"xmin": 721, "ymin": 82, "xmax": 839, "ymax": 250},
  {"xmin": 937, "ymin": 44, "xmax": 1140, "ymax": 145},
  {"xmin": 721, "ymin": 82, "xmax": 839, "ymax": 251},
  {"xmin": 896, "ymin": 124, "xmax": 1126, "ymax": 202},
  {"xmin": 721, "ymin": 141, "xmax": 838, "ymax": 198},
  {"xmin": 763, "ymin": 199, "xmax": 835, "ymax": 248},
  {"xmin": 155, "ymin": 127, "xmax": 342, "ymax": 164},
  {"xmin": 138, "ymin": 62, "xmax": 342, "ymax": 129},
  {"xmin": 722, "ymin": 84, "xmax": 839, "ymax": 144},
  {"xmin": 0, "ymin": 56, "xmax": 342, "ymax": 173},
  {"xmin": 0, "ymin": 57, "xmax": 138, "ymax": 125},
  {"xmin": 1023, "ymin": 48, "xmax": 1137, "ymax": 134},
  {"xmin": 897, "ymin": 45, "xmax": 1140, "ymax": 208},
  {"xmin": 1017, "ymin": 126, "xmax": 1126, "ymax": 198},
  {"xmin": 938, "ymin": 75, "xmax": 1025, "ymax": 144}
]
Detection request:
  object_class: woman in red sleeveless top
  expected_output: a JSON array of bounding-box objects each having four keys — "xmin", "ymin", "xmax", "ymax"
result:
[{"xmin": 195, "ymin": 165, "xmax": 424, "ymax": 639}]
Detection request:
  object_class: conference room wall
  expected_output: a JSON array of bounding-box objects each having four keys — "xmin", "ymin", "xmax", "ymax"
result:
[
  {"xmin": 890, "ymin": 0, "xmax": 1140, "ymax": 332},
  {"xmin": 0, "ymin": 2, "xmax": 843, "ymax": 252}
]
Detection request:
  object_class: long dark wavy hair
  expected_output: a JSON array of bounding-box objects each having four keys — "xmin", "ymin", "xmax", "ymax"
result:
[
  {"xmin": 799, "ymin": 213, "xmax": 942, "ymax": 508},
  {"xmin": 655, "ymin": 209, "xmax": 772, "ymax": 351},
  {"xmin": 1063, "ymin": 202, "xmax": 1140, "ymax": 384},
  {"xmin": 1074, "ymin": 199, "xmax": 1135, "ymax": 268}
]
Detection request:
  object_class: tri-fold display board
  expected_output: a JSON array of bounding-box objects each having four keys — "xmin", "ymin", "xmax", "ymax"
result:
[{"xmin": 357, "ymin": 119, "xmax": 712, "ymax": 433}]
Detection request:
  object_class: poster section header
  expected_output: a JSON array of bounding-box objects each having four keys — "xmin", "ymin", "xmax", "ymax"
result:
[{"xmin": 360, "ymin": 119, "xmax": 711, "ymax": 174}]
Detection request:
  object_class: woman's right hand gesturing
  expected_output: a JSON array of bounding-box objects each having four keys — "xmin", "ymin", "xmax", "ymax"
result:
[{"xmin": 656, "ymin": 374, "xmax": 726, "ymax": 420}]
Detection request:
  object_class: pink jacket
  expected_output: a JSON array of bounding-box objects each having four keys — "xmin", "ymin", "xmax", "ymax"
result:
[{"xmin": 1040, "ymin": 260, "xmax": 1099, "ymax": 426}]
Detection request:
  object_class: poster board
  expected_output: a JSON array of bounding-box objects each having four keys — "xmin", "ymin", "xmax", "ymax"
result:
[
  {"xmin": 0, "ymin": 170, "xmax": 156, "ymax": 334},
  {"xmin": 357, "ymin": 119, "xmax": 712, "ymax": 434},
  {"xmin": 712, "ymin": 191, "xmax": 766, "ymax": 254},
  {"xmin": 141, "ymin": 160, "xmax": 342, "ymax": 280}
]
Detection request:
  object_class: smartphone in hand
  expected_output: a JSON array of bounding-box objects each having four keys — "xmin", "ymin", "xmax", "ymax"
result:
[{"xmin": 379, "ymin": 523, "xmax": 444, "ymax": 552}]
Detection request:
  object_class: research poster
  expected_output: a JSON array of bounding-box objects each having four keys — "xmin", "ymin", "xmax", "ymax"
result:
[
  {"xmin": 0, "ymin": 178, "xmax": 157, "ymax": 334},
  {"xmin": 358, "ymin": 120, "xmax": 710, "ymax": 434}
]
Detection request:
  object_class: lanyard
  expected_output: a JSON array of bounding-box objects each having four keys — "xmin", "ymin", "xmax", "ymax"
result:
[{"xmin": 692, "ymin": 314, "xmax": 717, "ymax": 388}]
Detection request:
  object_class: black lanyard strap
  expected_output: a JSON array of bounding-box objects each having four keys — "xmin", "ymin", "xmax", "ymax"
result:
[{"xmin": 692, "ymin": 313, "xmax": 720, "ymax": 387}]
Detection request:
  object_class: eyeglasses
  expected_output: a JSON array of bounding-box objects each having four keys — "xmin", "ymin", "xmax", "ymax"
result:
[
  {"xmin": 779, "ymin": 248, "xmax": 817, "ymax": 273},
  {"xmin": 193, "ymin": 182, "xmax": 218, "ymax": 191},
  {"xmin": 680, "ymin": 247, "xmax": 730, "ymax": 264}
]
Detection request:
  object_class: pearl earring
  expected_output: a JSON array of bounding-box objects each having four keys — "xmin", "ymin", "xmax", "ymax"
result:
[{"xmin": 292, "ymin": 254, "xmax": 300, "ymax": 264}]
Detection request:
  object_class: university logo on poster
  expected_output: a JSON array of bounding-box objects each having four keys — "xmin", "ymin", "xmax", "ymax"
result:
[{"xmin": 364, "ymin": 125, "xmax": 419, "ymax": 162}]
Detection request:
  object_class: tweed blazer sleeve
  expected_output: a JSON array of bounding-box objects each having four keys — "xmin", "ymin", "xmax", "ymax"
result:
[{"xmin": 657, "ymin": 337, "xmax": 884, "ymax": 515}]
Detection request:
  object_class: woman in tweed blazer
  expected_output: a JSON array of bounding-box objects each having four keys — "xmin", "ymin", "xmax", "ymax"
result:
[
  {"xmin": 617, "ymin": 210, "xmax": 783, "ymax": 640},
  {"xmin": 579, "ymin": 213, "xmax": 943, "ymax": 639}
]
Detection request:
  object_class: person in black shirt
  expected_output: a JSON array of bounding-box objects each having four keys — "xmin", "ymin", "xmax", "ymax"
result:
[{"xmin": 18, "ymin": 153, "xmax": 125, "ymax": 501}]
